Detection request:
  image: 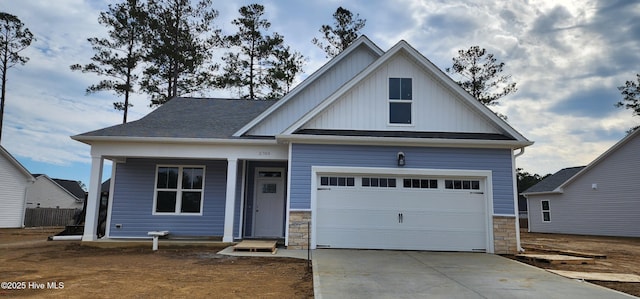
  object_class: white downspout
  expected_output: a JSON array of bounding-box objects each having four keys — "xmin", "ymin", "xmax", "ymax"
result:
[{"xmin": 512, "ymin": 147, "xmax": 525, "ymax": 252}]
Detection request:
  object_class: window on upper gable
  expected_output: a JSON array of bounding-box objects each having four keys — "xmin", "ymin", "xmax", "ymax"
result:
[{"xmin": 389, "ymin": 78, "xmax": 412, "ymax": 124}]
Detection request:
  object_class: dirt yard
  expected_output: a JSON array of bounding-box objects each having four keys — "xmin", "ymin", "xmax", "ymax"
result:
[
  {"xmin": 517, "ymin": 230, "xmax": 640, "ymax": 297},
  {"xmin": 0, "ymin": 228, "xmax": 313, "ymax": 298}
]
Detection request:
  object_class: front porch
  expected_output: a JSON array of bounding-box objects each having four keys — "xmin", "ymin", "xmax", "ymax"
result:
[{"xmin": 81, "ymin": 140, "xmax": 290, "ymax": 245}]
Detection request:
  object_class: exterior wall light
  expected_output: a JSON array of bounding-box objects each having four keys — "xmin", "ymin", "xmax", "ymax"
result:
[{"xmin": 397, "ymin": 152, "xmax": 405, "ymax": 166}]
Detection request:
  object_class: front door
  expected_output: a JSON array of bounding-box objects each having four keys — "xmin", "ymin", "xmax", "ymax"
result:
[{"xmin": 253, "ymin": 168, "xmax": 285, "ymax": 237}]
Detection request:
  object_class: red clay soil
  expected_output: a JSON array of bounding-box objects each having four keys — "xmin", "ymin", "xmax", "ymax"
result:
[{"xmin": 0, "ymin": 228, "xmax": 313, "ymax": 298}]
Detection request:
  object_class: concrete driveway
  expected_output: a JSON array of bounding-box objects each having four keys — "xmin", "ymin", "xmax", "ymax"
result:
[{"xmin": 313, "ymin": 250, "xmax": 634, "ymax": 299}]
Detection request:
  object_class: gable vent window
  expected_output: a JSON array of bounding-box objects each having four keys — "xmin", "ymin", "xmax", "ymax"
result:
[{"xmin": 389, "ymin": 78, "xmax": 412, "ymax": 124}]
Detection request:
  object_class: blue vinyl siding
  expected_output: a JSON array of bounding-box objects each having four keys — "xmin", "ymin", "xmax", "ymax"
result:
[
  {"xmin": 290, "ymin": 143, "xmax": 515, "ymax": 215},
  {"xmin": 109, "ymin": 158, "xmax": 227, "ymax": 238}
]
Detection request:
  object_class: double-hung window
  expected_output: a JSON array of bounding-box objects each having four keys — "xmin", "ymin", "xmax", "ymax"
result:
[
  {"xmin": 389, "ymin": 78, "xmax": 412, "ymax": 124},
  {"xmin": 154, "ymin": 166, "xmax": 205, "ymax": 214},
  {"xmin": 541, "ymin": 200, "xmax": 551, "ymax": 222}
]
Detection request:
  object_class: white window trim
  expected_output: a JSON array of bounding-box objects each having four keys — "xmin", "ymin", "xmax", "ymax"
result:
[
  {"xmin": 388, "ymin": 77, "xmax": 415, "ymax": 126},
  {"xmin": 152, "ymin": 165, "xmax": 206, "ymax": 216},
  {"xmin": 541, "ymin": 200, "xmax": 551, "ymax": 222}
]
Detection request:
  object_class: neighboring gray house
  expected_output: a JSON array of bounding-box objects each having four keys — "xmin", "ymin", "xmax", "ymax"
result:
[
  {"xmin": 0, "ymin": 145, "xmax": 35, "ymax": 228},
  {"xmin": 73, "ymin": 36, "xmax": 533, "ymax": 254},
  {"xmin": 523, "ymin": 128, "xmax": 640, "ymax": 237},
  {"xmin": 26, "ymin": 174, "xmax": 84, "ymax": 209}
]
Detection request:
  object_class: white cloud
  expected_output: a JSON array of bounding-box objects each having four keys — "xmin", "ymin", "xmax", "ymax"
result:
[{"xmin": 0, "ymin": 0, "xmax": 638, "ymax": 183}]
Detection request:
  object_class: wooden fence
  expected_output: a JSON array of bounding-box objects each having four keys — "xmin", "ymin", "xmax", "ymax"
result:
[{"xmin": 24, "ymin": 208, "xmax": 78, "ymax": 227}]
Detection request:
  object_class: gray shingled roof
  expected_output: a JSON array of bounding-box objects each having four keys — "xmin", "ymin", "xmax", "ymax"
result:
[
  {"xmin": 52, "ymin": 179, "xmax": 86, "ymax": 200},
  {"xmin": 522, "ymin": 166, "xmax": 585, "ymax": 194},
  {"xmin": 75, "ymin": 97, "xmax": 275, "ymax": 139}
]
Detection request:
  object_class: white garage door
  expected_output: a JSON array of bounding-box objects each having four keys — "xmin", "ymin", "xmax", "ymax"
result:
[{"xmin": 316, "ymin": 174, "xmax": 488, "ymax": 252}]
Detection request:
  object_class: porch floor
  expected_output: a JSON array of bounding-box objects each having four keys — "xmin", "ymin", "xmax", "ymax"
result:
[{"xmin": 233, "ymin": 240, "xmax": 277, "ymax": 253}]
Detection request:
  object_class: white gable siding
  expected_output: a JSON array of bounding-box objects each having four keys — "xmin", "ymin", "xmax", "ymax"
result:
[
  {"xmin": 528, "ymin": 133, "xmax": 640, "ymax": 237},
  {"xmin": 247, "ymin": 45, "xmax": 379, "ymax": 136},
  {"xmin": 26, "ymin": 177, "xmax": 82, "ymax": 209},
  {"xmin": 0, "ymin": 154, "xmax": 30, "ymax": 227},
  {"xmin": 303, "ymin": 53, "xmax": 501, "ymax": 133}
]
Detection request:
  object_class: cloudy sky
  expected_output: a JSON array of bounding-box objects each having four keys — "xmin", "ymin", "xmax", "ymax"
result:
[{"xmin": 2, "ymin": 0, "xmax": 638, "ymax": 186}]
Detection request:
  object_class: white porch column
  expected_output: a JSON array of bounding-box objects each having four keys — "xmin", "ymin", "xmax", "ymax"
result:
[
  {"xmin": 83, "ymin": 156, "xmax": 104, "ymax": 241},
  {"xmin": 223, "ymin": 158, "xmax": 238, "ymax": 242}
]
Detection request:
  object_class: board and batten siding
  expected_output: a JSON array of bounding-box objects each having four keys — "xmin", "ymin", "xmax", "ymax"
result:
[
  {"xmin": 109, "ymin": 158, "xmax": 228, "ymax": 238},
  {"xmin": 0, "ymin": 154, "xmax": 31, "ymax": 228},
  {"xmin": 303, "ymin": 53, "xmax": 500, "ymax": 134},
  {"xmin": 290, "ymin": 143, "xmax": 515, "ymax": 214},
  {"xmin": 528, "ymin": 133, "xmax": 640, "ymax": 237},
  {"xmin": 248, "ymin": 45, "xmax": 379, "ymax": 136}
]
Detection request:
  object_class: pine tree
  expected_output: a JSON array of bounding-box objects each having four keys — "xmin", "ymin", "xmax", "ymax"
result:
[
  {"xmin": 616, "ymin": 74, "xmax": 640, "ymax": 132},
  {"xmin": 265, "ymin": 45, "xmax": 305, "ymax": 99},
  {"xmin": 218, "ymin": 4, "xmax": 286, "ymax": 99},
  {"xmin": 446, "ymin": 46, "xmax": 517, "ymax": 107},
  {"xmin": 312, "ymin": 7, "xmax": 366, "ymax": 58},
  {"xmin": 70, "ymin": 0, "xmax": 146, "ymax": 124},
  {"xmin": 142, "ymin": 0, "xmax": 220, "ymax": 106},
  {"xmin": 0, "ymin": 12, "xmax": 34, "ymax": 141}
]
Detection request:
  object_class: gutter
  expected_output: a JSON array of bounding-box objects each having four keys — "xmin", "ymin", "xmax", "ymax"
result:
[
  {"xmin": 276, "ymin": 134, "xmax": 533, "ymax": 149},
  {"xmin": 71, "ymin": 135, "xmax": 279, "ymax": 146}
]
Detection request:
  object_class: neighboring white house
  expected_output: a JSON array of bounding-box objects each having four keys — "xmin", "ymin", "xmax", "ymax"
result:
[
  {"xmin": 523, "ymin": 128, "xmax": 640, "ymax": 237},
  {"xmin": 0, "ymin": 145, "xmax": 35, "ymax": 228},
  {"xmin": 26, "ymin": 174, "xmax": 84, "ymax": 209}
]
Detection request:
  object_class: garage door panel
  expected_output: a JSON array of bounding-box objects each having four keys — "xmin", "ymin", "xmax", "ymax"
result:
[
  {"xmin": 317, "ymin": 208, "xmax": 397, "ymax": 227},
  {"xmin": 316, "ymin": 173, "xmax": 489, "ymax": 252},
  {"xmin": 318, "ymin": 228, "xmax": 486, "ymax": 251}
]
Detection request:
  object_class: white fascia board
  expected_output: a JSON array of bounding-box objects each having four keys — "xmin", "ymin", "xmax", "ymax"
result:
[
  {"xmin": 281, "ymin": 40, "xmax": 532, "ymax": 145},
  {"xmin": 71, "ymin": 135, "xmax": 278, "ymax": 146},
  {"xmin": 521, "ymin": 190, "xmax": 563, "ymax": 196},
  {"xmin": 88, "ymin": 139, "xmax": 289, "ymax": 161},
  {"xmin": 232, "ymin": 36, "xmax": 384, "ymax": 137},
  {"xmin": 0, "ymin": 145, "xmax": 35, "ymax": 182},
  {"xmin": 276, "ymin": 134, "xmax": 533, "ymax": 149},
  {"xmin": 397, "ymin": 41, "xmax": 531, "ymax": 143}
]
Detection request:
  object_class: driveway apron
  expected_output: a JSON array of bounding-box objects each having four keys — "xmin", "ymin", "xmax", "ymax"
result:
[{"xmin": 313, "ymin": 250, "xmax": 634, "ymax": 299}]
